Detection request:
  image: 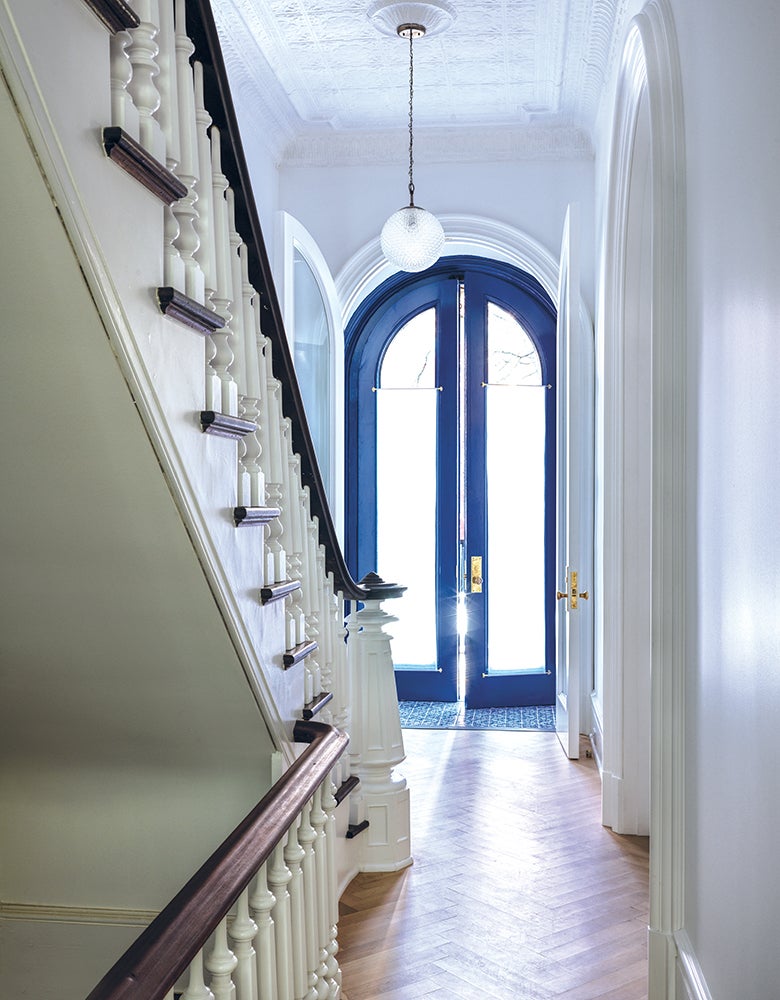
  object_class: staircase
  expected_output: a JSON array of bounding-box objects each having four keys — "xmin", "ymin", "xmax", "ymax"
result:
[{"xmin": 0, "ymin": 0, "xmax": 410, "ymax": 996}]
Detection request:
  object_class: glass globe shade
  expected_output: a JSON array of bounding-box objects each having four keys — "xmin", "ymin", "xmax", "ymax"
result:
[{"xmin": 380, "ymin": 205, "xmax": 445, "ymax": 272}]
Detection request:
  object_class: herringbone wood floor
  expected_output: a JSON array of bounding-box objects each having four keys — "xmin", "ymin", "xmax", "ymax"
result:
[{"xmin": 338, "ymin": 729, "xmax": 649, "ymax": 1000}]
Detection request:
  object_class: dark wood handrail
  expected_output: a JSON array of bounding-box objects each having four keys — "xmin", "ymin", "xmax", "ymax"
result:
[
  {"xmin": 187, "ymin": 0, "xmax": 367, "ymax": 601},
  {"xmin": 85, "ymin": 721, "xmax": 348, "ymax": 1000}
]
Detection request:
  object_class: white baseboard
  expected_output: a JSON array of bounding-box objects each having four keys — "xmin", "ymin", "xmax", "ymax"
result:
[{"xmin": 674, "ymin": 930, "xmax": 713, "ymax": 1000}]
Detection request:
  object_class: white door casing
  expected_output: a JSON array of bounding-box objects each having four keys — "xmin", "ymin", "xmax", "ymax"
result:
[
  {"xmin": 555, "ymin": 204, "xmax": 595, "ymax": 759},
  {"xmin": 601, "ymin": 1, "xmax": 687, "ymax": 996},
  {"xmin": 276, "ymin": 211, "xmax": 345, "ymax": 541}
]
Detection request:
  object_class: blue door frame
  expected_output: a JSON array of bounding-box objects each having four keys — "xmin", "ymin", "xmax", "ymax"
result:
[{"xmin": 345, "ymin": 257, "xmax": 557, "ymax": 706}]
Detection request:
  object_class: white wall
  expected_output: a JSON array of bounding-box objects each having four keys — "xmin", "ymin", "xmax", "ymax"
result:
[
  {"xmin": 672, "ymin": 0, "xmax": 780, "ymax": 994},
  {"xmin": 593, "ymin": 0, "xmax": 780, "ymax": 994},
  {"xmin": 279, "ymin": 157, "xmax": 596, "ymax": 314}
]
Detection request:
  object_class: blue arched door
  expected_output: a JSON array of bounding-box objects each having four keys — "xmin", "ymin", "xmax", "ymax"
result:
[{"xmin": 346, "ymin": 258, "xmax": 557, "ymax": 707}]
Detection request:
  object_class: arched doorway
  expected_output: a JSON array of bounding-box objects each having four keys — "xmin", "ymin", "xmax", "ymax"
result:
[{"xmin": 346, "ymin": 258, "xmax": 557, "ymax": 708}]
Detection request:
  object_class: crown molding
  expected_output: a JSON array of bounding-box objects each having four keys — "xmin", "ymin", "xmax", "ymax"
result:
[{"xmin": 282, "ymin": 124, "xmax": 593, "ymax": 168}]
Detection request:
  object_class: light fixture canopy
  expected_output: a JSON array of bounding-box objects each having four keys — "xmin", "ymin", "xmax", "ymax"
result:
[{"xmin": 378, "ymin": 16, "xmax": 446, "ymax": 272}]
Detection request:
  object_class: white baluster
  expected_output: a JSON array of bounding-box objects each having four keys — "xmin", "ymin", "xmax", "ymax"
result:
[
  {"xmin": 268, "ymin": 836, "xmax": 294, "ymax": 1000},
  {"xmin": 288, "ymin": 451, "xmax": 308, "ymax": 646},
  {"xmin": 305, "ymin": 510, "xmax": 322, "ymax": 698},
  {"xmin": 298, "ymin": 799, "xmax": 322, "ymax": 1000},
  {"xmin": 240, "ymin": 250, "xmax": 265, "ymax": 508},
  {"xmin": 154, "ymin": 0, "xmax": 185, "ymax": 289},
  {"xmin": 283, "ymin": 816, "xmax": 308, "ymax": 1000},
  {"xmin": 317, "ymin": 545, "xmax": 333, "ymax": 716},
  {"xmin": 127, "ymin": 0, "xmax": 166, "ymax": 161},
  {"xmin": 227, "ymin": 191, "xmax": 252, "ymax": 506},
  {"xmin": 279, "ymin": 422, "xmax": 303, "ymax": 649},
  {"xmin": 330, "ymin": 584, "xmax": 350, "ymax": 788},
  {"xmin": 248, "ymin": 863, "xmax": 277, "ymax": 1000},
  {"xmin": 310, "ymin": 786, "xmax": 331, "ymax": 999},
  {"xmin": 110, "ymin": 29, "xmax": 140, "ymax": 139},
  {"xmin": 229, "ymin": 888, "xmax": 259, "ymax": 1000},
  {"xmin": 173, "ymin": 0, "xmax": 205, "ymax": 301},
  {"xmin": 209, "ymin": 127, "xmax": 238, "ymax": 416},
  {"xmin": 193, "ymin": 61, "xmax": 216, "ymax": 303},
  {"xmin": 321, "ymin": 778, "xmax": 341, "ymax": 998},
  {"xmin": 264, "ymin": 339, "xmax": 287, "ymax": 583},
  {"xmin": 205, "ymin": 916, "xmax": 238, "ymax": 1000},
  {"xmin": 254, "ymin": 318, "xmax": 275, "ymax": 585},
  {"xmin": 182, "ymin": 951, "xmax": 215, "ymax": 1000}
]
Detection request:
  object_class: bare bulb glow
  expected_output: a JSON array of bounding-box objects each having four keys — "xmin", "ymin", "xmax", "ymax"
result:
[{"xmin": 380, "ymin": 205, "xmax": 445, "ymax": 272}]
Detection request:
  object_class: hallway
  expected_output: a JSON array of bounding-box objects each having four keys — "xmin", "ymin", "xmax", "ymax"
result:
[{"xmin": 339, "ymin": 729, "xmax": 649, "ymax": 999}]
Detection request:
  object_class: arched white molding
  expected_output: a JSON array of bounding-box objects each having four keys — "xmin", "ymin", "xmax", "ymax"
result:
[
  {"xmin": 336, "ymin": 214, "xmax": 592, "ymax": 334},
  {"xmin": 276, "ymin": 211, "xmax": 345, "ymax": 539},
  {"xmin": 601, "ymin": 0, "xmax": 687, "ymax": 996}
]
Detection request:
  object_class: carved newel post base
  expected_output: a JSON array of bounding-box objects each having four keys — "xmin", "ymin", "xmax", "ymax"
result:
[{"xmin": 348, "ymin": 572, "xmax": 412, "ymax": 872}]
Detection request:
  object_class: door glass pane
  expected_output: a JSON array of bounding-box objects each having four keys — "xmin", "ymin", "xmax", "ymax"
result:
[
  {"xmin": 293, "ymin": 249, "xmax": 333, "ymax": 503},
  {"xmin": 485, "ymin": 302, "xmax": 546, "ymax": 672},
  {"xmin": 376, "ymin": 309, "xmax": 437, "ymax": 669}
]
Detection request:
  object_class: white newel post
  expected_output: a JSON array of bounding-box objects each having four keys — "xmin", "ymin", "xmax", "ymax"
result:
[{"xmin": 348, "ymin": 573, "xmax": 412, "ymax": 872}]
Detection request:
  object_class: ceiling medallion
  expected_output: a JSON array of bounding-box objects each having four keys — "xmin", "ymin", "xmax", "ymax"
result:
[{"xmin": 366, "ymin": 0, "xmax": 456, "ymax": 39}]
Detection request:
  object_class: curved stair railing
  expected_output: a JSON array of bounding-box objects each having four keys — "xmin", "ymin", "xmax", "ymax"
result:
[{"xmin": 85, "ymin": 721, "xmax": 348, "ymax": 1000}]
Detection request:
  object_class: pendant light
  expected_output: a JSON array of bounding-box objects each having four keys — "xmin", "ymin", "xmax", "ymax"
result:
[{"xmin": 380, "ymin": 22, "xmax": 445, "ymax": 272}]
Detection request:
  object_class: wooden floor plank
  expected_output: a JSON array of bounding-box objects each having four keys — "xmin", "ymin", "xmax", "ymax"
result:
[{"xmin": 339, "ymin": 729, "xmax": 649, "ymax": 1000}]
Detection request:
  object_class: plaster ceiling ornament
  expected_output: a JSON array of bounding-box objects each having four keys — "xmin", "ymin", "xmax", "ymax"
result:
[
  {"xmin": 210, "ymin": 0, "xmax": 631, "ymax": 164},
  {"xmin": 378, "ymin": 14, "xmax": 447, "ymax": 272}
]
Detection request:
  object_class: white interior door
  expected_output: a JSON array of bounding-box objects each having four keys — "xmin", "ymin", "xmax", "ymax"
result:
[{"xmin": 555, "ymin": 204, "xmax": 594, "ymax": 759}]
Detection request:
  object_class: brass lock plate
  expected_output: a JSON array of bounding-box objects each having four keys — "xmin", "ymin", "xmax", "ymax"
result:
[{"xmin": 471, "ymin": 556, "xmax": 483, "ymax": 593}]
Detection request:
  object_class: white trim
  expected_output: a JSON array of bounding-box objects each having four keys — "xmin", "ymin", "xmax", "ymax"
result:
[
  {"xmin": 603, "ymin": 1, "xmax": 687, "ymax": 995},
  {"xmin": 0, "ymin": 901, "xmax": 156, "ymax": 927},
  {"xmin": 0, "ymin": 4, "xmax": 294, "ymax": 763},
  {"xmin": 275, "ymin": 211, "xmax": 345, "ymax": 540},
  {"xmin": 674, "ymin": 931, "xmax": 714, "ymax": 1000}
]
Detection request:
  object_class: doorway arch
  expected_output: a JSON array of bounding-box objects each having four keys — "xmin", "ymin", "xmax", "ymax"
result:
[
  {"xmin": 345, "ymin": 258, "xmax": 558, "ymax": 708},
  {"xmin": 601, "ymin": 0, "xmax": 687, "ymax": 993}
]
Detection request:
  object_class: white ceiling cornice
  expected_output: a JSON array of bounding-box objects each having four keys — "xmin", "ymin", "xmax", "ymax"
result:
[{"xmin": 282, "ymin": 124, "xmax": 593, "ymax": 167}]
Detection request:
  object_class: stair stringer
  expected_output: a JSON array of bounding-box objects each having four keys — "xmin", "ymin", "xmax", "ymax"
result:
[{"xmin": 0, "ymin": 0, "xmax": 301, "ymax": 765}]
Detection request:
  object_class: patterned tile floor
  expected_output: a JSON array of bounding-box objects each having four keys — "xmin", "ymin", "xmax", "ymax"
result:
[{"xmin": 398, "ymin": 700, "xmax": 556, "ymax": 731}]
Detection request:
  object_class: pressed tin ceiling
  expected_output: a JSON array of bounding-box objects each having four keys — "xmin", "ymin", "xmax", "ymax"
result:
[{"xmin": 210, "ymin": 0, "xmax": 631, "ymax": 164}]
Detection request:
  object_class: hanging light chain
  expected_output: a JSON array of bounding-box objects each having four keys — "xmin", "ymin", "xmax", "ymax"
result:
[
  {"xmin": 408, "ymin": 25, "xmax": 415, "ymax": 206},
  {"xmin": 398, "ymin": 24, "xmax": 425, "ymax": 208}
]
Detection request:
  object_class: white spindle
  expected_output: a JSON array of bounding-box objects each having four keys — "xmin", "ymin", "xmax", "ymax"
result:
[
  {"xmin": 283, "ymin": 818, "xmax": 308, "ymax": 1000},
  {"xmin": 110, "ymin": 29, "xmax": 140, "ymax": 139},
  {"xmin": 193, "ymin": 61, "xmax": 216, "ymax": 300},
  {"xmin": 229, "ymin": 889, "xmax": 259, "ymax": 1000},
  {"xmin": 127, "ymin": 0, "xmax": 165, "ymax": 161},
  {"xmin": 264, "ymin": 339, "xmax": 287, "ymax": 583},
  {"xmin": 205, "ymin": 917, "xmax": 238, "ymax": 1000},
  {"xmin": 240, "ymin": 249, "xmax": 265, "ymax": 508},
  {"xmin": 209, "ymin": 126, "xmax": 238, "ymax": 416},
  {"xmin": 329, "ymin": 583, "xmax": 350, "ymax": 787},
  {"xmin": 182, "ymin": 951, "xmax": 215, "ymax": 1000},
  {"xmin": 268, "ymin": 837, "xmax": 294, "ymax": 1000},
  {"xmin": 280, "ymin": 422, "xmax": 304, "ymax": 649},
  {"xmin": 317, "ymin": 545, "xmax": 333, "ymax": 715},
  {"xmin": 321, "ymin": 779, "xmax": 341, "ymax": 998},
  {"xmin": 172, "ymin": 0, "xmax": 205, "ymax": 301},
  {"xmin": 248, "ymin": 863, "xmax": 277, "ymax": 1000},
  {"xmin": 310, "ymin": 787, "xmax": 331, "ymax": 999},
  {"xmin": 154, "ymin": 0, "xmax": 181, "ymax": 168},
  {"xmin": 305, "ymin": 512, "xmax": 322, "ymax": 698},
  {"xmin": 298, "ymin": 799, "xmax": 320, "ymax": 1000},
  {"xmin": 227, "ymin": 191, "xmax": 252, "ymax": 506}
]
